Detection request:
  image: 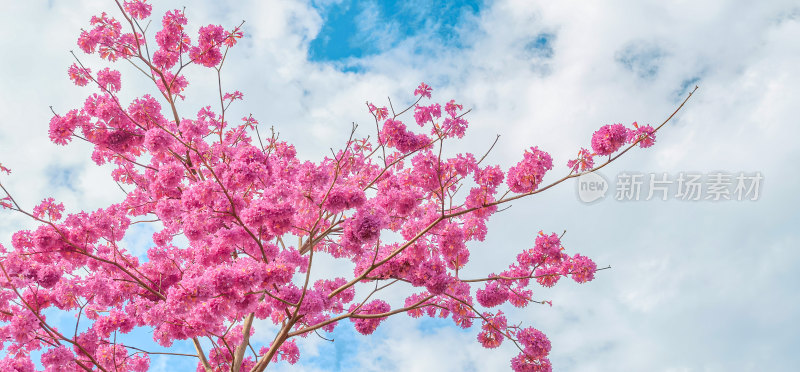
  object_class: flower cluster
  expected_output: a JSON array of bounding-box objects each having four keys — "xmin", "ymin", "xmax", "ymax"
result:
[
  {"xmin": 414, "ymin": 82, "xmax": 432, "ymax": 98},
  {"xmin": 477, "ymin": 312, "xmax": 507, "ymax": 348},
  {"xmin": 507, "ymin": 147, "xmax": 553, "ymax": 193},
  {"xmin": 77, "ymin": 12, "xmax": 140, "ymax": 61},
  {"xmin": 68, "ymin": 64, "xmax": 92, "ymax": 86},
  {"xmin": 568, "ymin": 121, "xmax": 658, "ymax": 172},
  {"xmin": 97, "ymin": 67, "xmax": 122, "ymax": 92},
  {"xmin": 511, "ymin": 327, "xmax": 552, "ymax": 372},
  {"xmin": 190, "ymin": 25, "xmax": 226, "ymax": 67},
  {"xmin": 269, "ymin": 340, "xmax": 300, "ymax": 365},
  {"xmin": 123, "ymin": 0, "xmax": 152, "ymax": 19},
  {"xmin": 350, "ymin": 300, "xmax": 391, "ymax": 335},
  {"xmin": 367, "ymin": 102, "xmax": 389, "ymax": 121},
  {"xmin": 628, "ymin": 121, "xmax": 656, "ymax": 148},
  {"xmin": 380, "ymin": 118, "xmax": 431, "ymax": 152},
  {"xmin": 32, "ymin": 197, "xmax": 65, "ymax": 221},
  {"xmin": 567, "ymin": 147, "xmax": 594, "ymax": 172},
  {"xmin": 591, "ymin": 123, "xmax": 628, "ymax": 156}
]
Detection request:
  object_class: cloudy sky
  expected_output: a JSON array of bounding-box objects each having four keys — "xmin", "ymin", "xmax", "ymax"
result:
[{"xmin": 1, "ymin": 0, "xmax": 798, "ymax": 371}]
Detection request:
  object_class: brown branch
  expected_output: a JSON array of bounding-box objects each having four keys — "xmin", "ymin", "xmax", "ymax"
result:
[
  {"xmin": 446, "ymin": 85, "xmax": 700, "ymax": 219},
  {"xmin": 461, "ymin": 265, "xmax": 611, "ymax": 283},
  {"xmin": 232, "ymin": 313, "xmax": 255, "ymax": 372},
  {"xmin": 287, "ymin": 293, "xmax": 435, "ymax": 337},
  {"xmin": 192, "ymin": 337, "xmax": 213, "ymax": 372}
]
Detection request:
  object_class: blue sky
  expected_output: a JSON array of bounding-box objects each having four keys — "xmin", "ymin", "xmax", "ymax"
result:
[
  {"xmin": 308, "ymin": 0, "xmax": 482, "ymax": 63},
  {"xmin": 1, "ymin": 0, "xmax": 799, "ymax": 371}
]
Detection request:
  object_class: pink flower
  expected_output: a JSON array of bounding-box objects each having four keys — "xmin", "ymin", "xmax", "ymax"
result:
[
  {"xmin": 128, "ymin": 355, "xmax": 150, "ymax": 372},
  {"xmin": 41, "ymin": 346, "xmax": 74, "ymax": 370},
  {"xmin": 404, "ymin": 293, "xmax": 431, "ymax": 318},
  {"xmin": 127, "ymin": 95, "xmax": 163, "ymax": 127},
  {"xmin": 566, "ymin": 254, "xmax": 597, "ymax": 283},
  {"xmin": 0, "ymin": 356, "xmax": 35, "ymax": 372},
  {"xmin": 534, "ymin": 232, "xmax": 562, "ymax": 258},
  {"xmin": 510, "ymin": 354, "xmax": 552, "ymax": 372},
  {"xmin": 189, "ymin": 25, "xmax": 226, "ymax": 67},
  {"xmin": 153, "ymin": 49, "xmax": 179, "ymax": 69},
  {"xmin": 154, "ymin": 71, "xmax": 189, "ymax": 98},
  {"xmin": 224, "ymin": 29, "xmax": 244, "ymax": 47},
  {"xmin": 590, "ymin": 123, "xmax": 628, "ymax": 155},
  {"xmin": 103, "ymin": 130, "xmax": 138, "ymax": 152},
  {"xmin": 67, "ymin": 64, "xmax": 91, "ymax": 86},
  {"xmin": 425, "ymin": 272, "xmax": 453, "ymax": 294},
  {"xmin": 346, "ymin": 210, "xmax": 383, "ymax": 244},
  {"xmin": 368, "ymin": 102, "xmax": 389, "ymax": 121},
  {"xmin": 32, "ymin": 198, "xmax": 65, "ymax": 221},
  {"xmin": 32, "ymin": 225, "xmax": 66, "ymax": 252},
  {"xmin": 156, "ymin": 162, "xmax": 184, "ymax": 189},
  {"xmin": 414, "ymin": 103, "xmax": 441, "ymax": 126},
  {"xmin": 48, "ymin": 110, "xmax": 86, "ymax": 145},
  {"xmin": 78, "ymin": 13, "xmax": 131, "ymax": 61},
  {"xmin": 241, "ymin": 200, "xmax": 295, "ymax": 236},
  {"xmin": 474, "ymin": 165, "xmax": 504, "ymax": 190},
  {"xmin": 506, "ymin": 147, "xmax": 553, "ymax": 193},
  {"xmin": 477, "ymin": 312, "xmax": 507, "ymax": 349},
  {"xmin": 518, "ymin": 327, "xmax": 551, "ymax": 358},
  {"xmin": 508, "ymin": 287, "xmax": 533, "ymax": 308},
  {"xmin": 535, "ymin": 266, "xmax": 560, "ymax": 288},
  {"xmin": 35, "ymin": 265, "xmax": 61, "ymax": 288},
  {"xmin": 223, "ymin": 91, "xmax": 244, "ymax": 102},
  {"xmin": 78, "ymin": 13, "xmax": 122, "ymax": 54},
  {"xmin": 270, "ymin": 339, "xmax": 300, "ymax": 364},
  {"xmin": 351, "ymin": 300, "xmax": 391, "ymax": 335},
  {"xmin": 323, "ymin": 186, "xmax": 366, "ymax": 213},
  {"xmin": 441, "ymin": 116, "xmax": 469, "ymax": 138},
  {"xmin": 380, "ymin": 118, "xmax": 430, "ymax": 152},
  {"xmin": 154, "ymin": 10, "xmax": 189, "ymax": 62},
  {"xmin": 476, "ymin": 280, "xmax": 509, "ymax": 307},
  {"xmin": 414, "ymin": 82, "xmax": 432, "ymax": 98},
  {"xmin": 143, "ymin": 128, "xmax": 174, "ymax": 152},
  {"xmin": 510, "ymin": 327, "xmax": 552, "ymax": 372},
  {"xmin": 97, "ymin": 67, "xmax": 122, "ymax": 92},
  {"xmin": 627, "ymin": 121, "xmax": 656, "ymax": 148},
  {"xmin": 124, "ymin": 0, "xmax": 152, "ymax": 20},
  {"xmin": 178, "ymin": 118, "xmax": 207, "ymax": 140},
  {"xmin": 197, "ymin": 25, "xmax": 226, "ymax": 46},
  {"xmin": 444, "ymin": 99, "xmax": 463, "ymax": 117},
  {"xmin": 566, "ymin": 148, "xmax": 595, "ymax": 172}
]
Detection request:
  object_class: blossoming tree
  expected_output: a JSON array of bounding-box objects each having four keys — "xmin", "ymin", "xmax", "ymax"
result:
[{"xmin": 0, "ymin": 1, "xmax": 696, "ymax": 371}]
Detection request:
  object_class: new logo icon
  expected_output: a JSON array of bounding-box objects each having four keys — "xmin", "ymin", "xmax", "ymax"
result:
[{"xmin": 576, "ymin": 172, "xmax": 608, "ymax": 203}]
